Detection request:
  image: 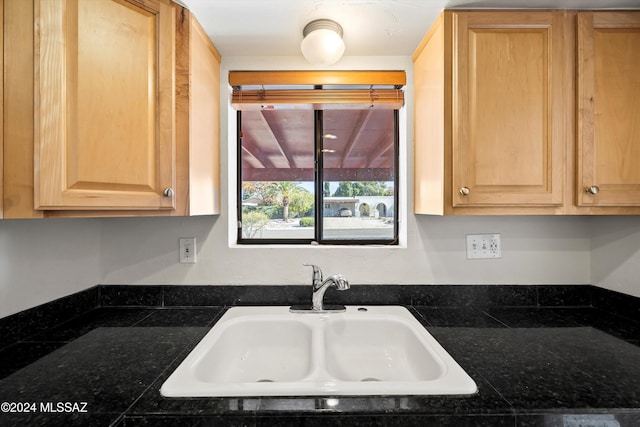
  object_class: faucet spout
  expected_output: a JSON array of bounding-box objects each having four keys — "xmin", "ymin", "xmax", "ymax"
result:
[{"xmin": 312, "ymin": 274, "xmax": 350, "ymax": 311}]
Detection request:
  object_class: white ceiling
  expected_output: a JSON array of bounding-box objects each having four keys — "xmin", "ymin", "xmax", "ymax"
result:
[{"xmin": 180, "ymin": 0, "xmax": 640, "ymax": 59}]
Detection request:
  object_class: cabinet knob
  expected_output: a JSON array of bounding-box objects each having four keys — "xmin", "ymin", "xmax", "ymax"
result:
[
  {"xmin": 585, "ymin": 185, "xmax": 599, "ymax": 195},
  {"xmin": 163, "ymin": 187, "xmax": 174, "ymax": 197},
  {"xmin": 459, "ymin": 187, "xmax": 470, "ymax": 196}
]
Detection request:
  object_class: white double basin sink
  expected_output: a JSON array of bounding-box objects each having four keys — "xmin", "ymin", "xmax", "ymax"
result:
[{"xmin": 161, "ymin": 305, "xmax": 477, "ymax": 397}]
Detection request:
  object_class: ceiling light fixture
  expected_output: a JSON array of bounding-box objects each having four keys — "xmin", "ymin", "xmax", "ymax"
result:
[{"xmin": 300, "ymin": 19, "xmax": 345, "ymax": 66}]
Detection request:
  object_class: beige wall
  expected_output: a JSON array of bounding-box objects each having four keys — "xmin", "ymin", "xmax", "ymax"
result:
[
  {"xmin": 0, "ymin": 218, "xmax": 100, "ymax": 318},
  {"xmin": 591, "ymin": 216, "xmax": 640, "ymax": 298},
  {"xmin": 98, "ymin": 215, "xmax": 592, "ymax": 286}
]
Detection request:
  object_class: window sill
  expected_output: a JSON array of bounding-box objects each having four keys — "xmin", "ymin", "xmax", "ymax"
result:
[{"xmin": 228, "ymin": 242, "xmax": 407, "ymax": 250}]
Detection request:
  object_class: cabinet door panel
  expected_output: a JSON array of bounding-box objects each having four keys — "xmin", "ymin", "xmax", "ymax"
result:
[
  {"xmin": 35, "ymin": 0, "xmax": 175, "ymax": 210},
  {"xmin": 577, "ymin": 12, "xmax": 640, "ymax": 206},
  {"xmin": 452, "ymin": 12, "xmax": 565, "ymax": 207}
]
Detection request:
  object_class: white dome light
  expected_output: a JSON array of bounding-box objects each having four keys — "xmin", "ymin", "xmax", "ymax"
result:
[{"xmin": 300, "ymin": 19, "xmax": 345, "ymax": 66}]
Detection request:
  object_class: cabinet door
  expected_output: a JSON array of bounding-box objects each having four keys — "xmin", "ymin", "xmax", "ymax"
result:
[
  {"xmin": 35, "ymin": 0, "xmax": 176, "ymax": 210},
  {"xmin": 452, "ymin": 11, "xmax": 565, "ymax": 207},
  {"xmin": 577, "ymin": 12, "xmax": 640, "ymax": 207}
]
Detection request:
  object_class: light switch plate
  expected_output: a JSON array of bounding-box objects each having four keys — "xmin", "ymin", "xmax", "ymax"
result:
[
  {"xmin": 466, "ymin": 234, "xmax": 501, "ymax": 259},
  {"xmin": 179, "ymin": 237, "xmax": 196, "ymax": 263}
]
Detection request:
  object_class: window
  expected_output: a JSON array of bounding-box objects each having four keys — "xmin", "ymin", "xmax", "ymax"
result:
[{"xmin": 232, "ymin": 71, "xmax": 404, "ymax": 245}]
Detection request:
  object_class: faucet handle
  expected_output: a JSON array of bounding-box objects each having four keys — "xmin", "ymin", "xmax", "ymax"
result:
[{"xmin": 303, "ymin": 264, "xmax": 323, "ymax": 285}]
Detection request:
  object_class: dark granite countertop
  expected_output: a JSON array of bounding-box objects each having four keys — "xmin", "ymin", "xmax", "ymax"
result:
[{"xmin": 1, "ymin": 289, "xmax": 639, "ymax": 426}]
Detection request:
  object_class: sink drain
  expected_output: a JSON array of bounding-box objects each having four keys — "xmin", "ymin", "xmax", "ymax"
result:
[
  {"xmin": 361, "ymin": 377, "xmax": 381, "ymax": 382},
  {"xmin": 256, "ymin": 379, "xmax": 274, "ymax": 383}
]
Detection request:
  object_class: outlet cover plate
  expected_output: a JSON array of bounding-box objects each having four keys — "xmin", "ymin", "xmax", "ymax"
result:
[{"xmin": 466, "ymin": 234, "xmax": 501, "ymax": 259}]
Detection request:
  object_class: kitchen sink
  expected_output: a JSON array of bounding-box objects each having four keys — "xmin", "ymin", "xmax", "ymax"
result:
[
  {"xmin": 323, "ymin": 317, "xmax": 444, "ymax": 382},
  {"xmin": 192, "ymin": 319, "xmax": 313, "ymax": 384},
  {"xmin": 161, "ymin": 306, "xmax": 477, "ymax": 397}
]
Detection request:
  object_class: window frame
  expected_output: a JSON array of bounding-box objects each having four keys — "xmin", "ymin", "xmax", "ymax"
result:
[{"xmin": 236, "ymin": 109, "xmax": 400, "ymax": 246}]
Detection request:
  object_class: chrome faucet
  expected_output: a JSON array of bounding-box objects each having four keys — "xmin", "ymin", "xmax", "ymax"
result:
[
  {"xmin": 290, "ymin": 264, "xmax": 350, "ymax": 313},
  {"xmin": 310, "ymin": 269, "xmax": 350, "ymax": 311}
]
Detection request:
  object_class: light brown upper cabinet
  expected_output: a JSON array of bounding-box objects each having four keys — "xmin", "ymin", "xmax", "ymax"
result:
[
  {"xmin": 2, "ymin": 0, "xmax": 220, "ymax": 218},
  {"xmin": 576, "ymin": 11, "xmax": 640, "ymax": 209},
  {"xmin": 36, "ymin": 0, "xmax": 176, "ymax": 211},
  {"xmin": 414, "ymin": 11, "xmax": 569, "ymax": 215}
]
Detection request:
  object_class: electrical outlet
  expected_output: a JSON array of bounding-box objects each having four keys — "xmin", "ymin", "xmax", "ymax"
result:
[
  {"xmin": 179, "ymin": 238, "xmax": 196, "ymax": 263},
  {"xmin": 466, "ymin": 234, "xmax": 501, "ymax": 259}
]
